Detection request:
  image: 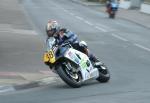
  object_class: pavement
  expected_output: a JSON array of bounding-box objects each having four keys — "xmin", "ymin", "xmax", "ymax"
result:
[
  {"xmin": 0, "ymin": 0, "xmax": 58, "ymax": 93},
  {"xmin": 71, "ymin": 0, "xmax": 150, "ymax": 29}
]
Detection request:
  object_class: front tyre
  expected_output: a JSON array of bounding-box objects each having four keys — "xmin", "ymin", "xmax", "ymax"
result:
[
  {"xmin": 96, "ymin": 65, "xmax": 110, "ymax": 83},
  {"xmin": 56, "ymin": 63, "xmax": 82, "ymax": 88}
]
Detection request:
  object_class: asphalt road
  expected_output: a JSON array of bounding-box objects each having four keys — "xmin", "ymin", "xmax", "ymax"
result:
[{"xmin": 0, "ymin": 0, "xmax": 150, "ymax": 103}]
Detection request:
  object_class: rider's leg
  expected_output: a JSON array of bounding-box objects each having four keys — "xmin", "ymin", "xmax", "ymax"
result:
[
  {"xmin": 88, "ymin": 52, "xmax": 103, "ymax": 67},
  {"xmin": 72, "ymin": 43, "xmax": 103, "ymax": 67}
]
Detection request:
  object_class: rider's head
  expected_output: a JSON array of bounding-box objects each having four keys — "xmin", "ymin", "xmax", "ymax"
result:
[{"xmin": 46, "ymin": 20, "xmax": 60, "ymax": 37}]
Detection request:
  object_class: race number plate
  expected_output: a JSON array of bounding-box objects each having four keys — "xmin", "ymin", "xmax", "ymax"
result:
[{"xmin": 43, "ymin": 50, "xmax": 56, "ymax": 63}]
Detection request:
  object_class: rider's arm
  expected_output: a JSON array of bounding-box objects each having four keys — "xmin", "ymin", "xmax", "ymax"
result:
[{"xmin": 64, "ymin": 31, "xmax": 78, "ymax": 44}]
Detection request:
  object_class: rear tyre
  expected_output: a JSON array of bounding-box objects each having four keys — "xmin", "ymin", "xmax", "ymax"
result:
[
  {"xmin": 109, "ymin": 12, "xmax": 115, "ymax": 19},
  {"xmin": 56, "ymin": 63, "xmax": 82, "ymax": 88}
]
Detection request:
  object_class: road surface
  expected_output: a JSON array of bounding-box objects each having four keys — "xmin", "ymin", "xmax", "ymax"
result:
[{"xmin": 0, "ymin": 0, "xmax": 150, "ymax": 103}]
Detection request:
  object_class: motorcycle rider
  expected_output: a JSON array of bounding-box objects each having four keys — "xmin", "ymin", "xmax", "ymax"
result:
[
  {"xmin": 106, "ymin": 0, "xmax": 111, "ymax": 9},
  {"xmin": 106, "ymin": 0, "xmax": 119, "ymax": 11},
  {"xmin": 46, "ymin": 20, "xmax": 102, "ymax": 67}
]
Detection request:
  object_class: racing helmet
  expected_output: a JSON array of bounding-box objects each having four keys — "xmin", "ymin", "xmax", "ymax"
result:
[{"xmin": 46, "ymin": 20, "xmax": 60, "ymax": 37}]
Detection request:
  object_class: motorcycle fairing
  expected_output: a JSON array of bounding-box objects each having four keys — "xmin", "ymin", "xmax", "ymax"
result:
[
  {"xmin": 43, "ymin": 50, "xmax": 56, "ymax": 63},
  {"xmin": 64, "ymin": 48, "xmax": 99, "ymax": 81}
]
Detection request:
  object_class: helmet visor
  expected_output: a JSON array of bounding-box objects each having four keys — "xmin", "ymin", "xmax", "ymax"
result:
[{"xmin": 47, "ymin": 29, "xmax": 56, "ymax": 37}]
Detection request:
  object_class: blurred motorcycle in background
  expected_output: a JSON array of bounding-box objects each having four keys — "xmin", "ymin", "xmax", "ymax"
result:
[{"xmin": 106, "ymin": 0, "xmax": 119, "ymax": 19}]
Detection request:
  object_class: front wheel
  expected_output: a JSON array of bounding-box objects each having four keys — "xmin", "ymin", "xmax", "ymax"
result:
[
  {"xmin": 56, "ymin": 62, "xmax": 82, "ymax": 88},
  {"xmin": 96, "ymin": 64, "xmax": 110, "ymax": 83}
]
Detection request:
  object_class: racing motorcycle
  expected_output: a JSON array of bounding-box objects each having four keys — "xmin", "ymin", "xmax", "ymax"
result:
[
  {"xmin": 107, "ymin": 2, "xmax": 118, "ymax": 19},
  {"xmin": 43, "ymin": 37, "xmax": 110, "ymax": 88}
]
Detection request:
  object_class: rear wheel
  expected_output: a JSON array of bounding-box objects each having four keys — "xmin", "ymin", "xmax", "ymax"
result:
[
  {"xmin": 109, "ymin": 11, "xmax": 115, "ymax": 19},
  {"xmin": 96, "ymin": 64, "xmax": 110, "ymax": 83},
  {"xmin": 56, "ymin": 61, "xmax": 82, "ymax": 88}
]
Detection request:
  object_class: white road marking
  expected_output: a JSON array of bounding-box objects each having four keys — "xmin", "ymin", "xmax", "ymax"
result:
[
  {"xmin": 12, "ymin": 29, "xmax": 38, "ymax": 35},
  {"xmin": 96, "ymin": 23, "xmax": 116, "ymax": 31},
  {"xmin": 84, "ymin": 20, "xmax": 93, "ymax": 26},
  {"xmin": 0, "ymin": 29, "xmax": 38, "ymax": 35},
  {"xmin": 69, "ymin": 12, "xmax": 75, "ymax": 16},
  {"xmin": 0, "ymin": 86, "xmax": 15, "ymax": 93},
  {"xmin": 63, "ymin": 9, "xmax": 68, "ymax": 13},
  {"xmin": 95, "ymin": 26, "xmax": 108, "ymax": 32},
  {"xmin": 134, "ymin": 43, "xmax": 150, "ymax": 52},
  {"xmin": 96, "ymin": 23, "xmax": 108, "ymax": 28},
  {"xmin": 0, "ymin": 24, "xmax": 38, "ymax": 35},
  {"xmin": 111, "ymin": 33, "xmax": 128, "ymax": 41},
  {"xmin": 75, "ymin": 16, "xmax": 84, "ymax": 20}
]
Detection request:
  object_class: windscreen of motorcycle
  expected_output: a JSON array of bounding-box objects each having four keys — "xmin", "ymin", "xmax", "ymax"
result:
[
  {"xmin": 43, "ymin": 37, "xmax": 56, "ymax": 63},
  {"xmin": 46, "ymin": 37, "xmax": 56, "ymax": 51}
]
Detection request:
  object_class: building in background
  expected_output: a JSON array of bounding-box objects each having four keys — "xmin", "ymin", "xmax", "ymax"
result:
[
  {"xmin": 141, "ymin": 0, "xmax": 150, "ymax": 14},
  {"xmin": 119, "ymin": 0, "xmax": 150, "ymax": 14},
  {"xmin": 119, "ymin": 0, "xmax": 143, "ymax": 9}
]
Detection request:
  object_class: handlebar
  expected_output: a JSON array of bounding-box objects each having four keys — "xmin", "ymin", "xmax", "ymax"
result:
[{"xmin": 61, "ymin": 42, "xmax": 71, "ymax": 47}]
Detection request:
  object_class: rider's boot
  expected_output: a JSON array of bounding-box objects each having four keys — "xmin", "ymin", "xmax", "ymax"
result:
[{"xmin": 89, "ymin": 53, "xmax": 103, "ymax": 68}]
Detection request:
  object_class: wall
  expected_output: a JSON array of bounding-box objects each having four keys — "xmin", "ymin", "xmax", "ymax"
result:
[
  {"xmin": 141, "ymin": 3, "xmax": 150, "ymax": 14},
  {"xmin": 119, "ymin": 0, "xmax": 131, "ymax": 9}
]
